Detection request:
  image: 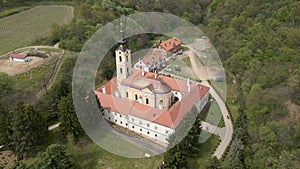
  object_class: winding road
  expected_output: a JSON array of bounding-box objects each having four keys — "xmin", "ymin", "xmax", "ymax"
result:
[{"xmin": 187, "ymin": 47, "xmax": 233, "ymax": 159}]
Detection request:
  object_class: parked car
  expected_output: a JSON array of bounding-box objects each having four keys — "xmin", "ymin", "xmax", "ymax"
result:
[
  {"xmin": 171, "ymin": 54, "xmax": 177, "ymax": 60},
  {"xmin": 174, "ymin": 65, "xmax": 181, "ymax": 71},
  {"xmin": 215, "ymin": 77, "xmax": 224, "ymax": 82},
  {"xmin": 177, "ymin": 49, "xmax": 183, "ymax": 55},
  {"xmin": 165, "ymin": 68, "xmax": 172, "ymax": 72}
]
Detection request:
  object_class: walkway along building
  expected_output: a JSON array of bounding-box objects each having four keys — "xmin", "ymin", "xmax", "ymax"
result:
[{"xmin": 95, "ymin": 35, "xmax": 209, "ymax": 146}]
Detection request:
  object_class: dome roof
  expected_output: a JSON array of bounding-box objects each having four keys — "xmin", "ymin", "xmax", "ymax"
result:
[{"xmin": 125, "ymin": 76, "xmax": 171, "ymax": 94}]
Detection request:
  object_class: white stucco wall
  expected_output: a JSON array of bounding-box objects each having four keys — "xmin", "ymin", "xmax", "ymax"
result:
[{"xmin": 100, "ymin": 90, "xmax": 209, "ymax": 145}]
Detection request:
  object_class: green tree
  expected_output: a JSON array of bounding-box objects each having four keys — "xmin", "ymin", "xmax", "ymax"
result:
[
  {"xmin": 179, "ymin": 114, "xmax": 202, "ymax": 157},
  {"xmin": 58, "ymin": 95, "xmax": 83, "ymax": 142},
  {"xmin": 206, "ymin": 157, "xmax": 222, "ymax": 169},
  {"xmin": 228, "ymin": 137, "xmax": 245, "ymax": 169},
  {"xmin": 0, "ymin": 108, "xmax": 13, "ymax": 146},
  {"xmin": 168, "ymin": 106, "xmax": 198, "ymax": 149},
  {"xmin": 32, "ymin": 144, "xmax": 77, "ymax": 169},
  {"xmin": 12, "ymin": 103, "xmax": 47, "ymax": 159},
  {"xmin": 163, "ymin": 144, "xmax": 188, "ymax": 169}
]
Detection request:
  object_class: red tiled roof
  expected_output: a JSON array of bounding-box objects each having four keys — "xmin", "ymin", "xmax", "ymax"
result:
[
  {"xmin": 141, "ymin": 49, "xmax": 166, "ymax": 66},
  {"xmin": 97, "ymin": 77, "xmax": 117, "ymax": 94},
  {"xmin": 95, "ymin": 72, "xmax": 209, "ymax": 129},
  {"xmin": 160, "ymin": 37, "xmax": 181, "ymax": 51},
  {"xmin": 8, "ymin": 53, "xmax": 27, "ymax": 59}
]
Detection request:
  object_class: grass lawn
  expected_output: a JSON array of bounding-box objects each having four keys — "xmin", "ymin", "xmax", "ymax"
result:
[
  {"xmin": 203, "ymin": 98, "xmax": 225, "ymax": 128},
  {"xmin": 11, "ymin": 58, "xmax": 56, "ymax": 94},
  {"xmin": 210, "ymin": 80, "xmax": 226, "ymax": 101},
  {"xmin": 181, "ymin": 56, "xmax": 192, "ymax": 67},
  {"xmin": 41, "ymin": 127, "xmax": 164, "ymax": 169},
  {"xmin": 11, "ymin": 50, "xmax": 61, "ymax": 94},
  {"xmin": 0, "ymin": 5, "xmax": 73, "ymax": 55},
  {"xmin": 225, "ymin": 83, "xmax": 240, "ymax": 121},
  {"xmin": 68, "ymin": 138, "xmax": 163, "ymax": 169},
  {"xmin": 187, "ymin": 132, "xmax": 220, "ymax": 169},
  {"xmin": 165, "ymin": 57, "xmax": 197, "ymax": 80}
]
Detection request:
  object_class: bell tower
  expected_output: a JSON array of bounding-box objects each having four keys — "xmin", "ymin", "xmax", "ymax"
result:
[{"xmin": 116, "ymin": 23, "xmax": 131, "ymax": 85}]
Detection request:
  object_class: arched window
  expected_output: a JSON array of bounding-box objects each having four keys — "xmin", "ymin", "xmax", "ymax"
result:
[
  {"xmin": 146, "ymin": 98, "xmax": 149, "ymax": 104},
  {"xmin": 120, "ymin": 68, "xmax": 122, "ymax": 73},
  {"xmin": 119, "ymin": 56, "xmax": 122, "ymax": 62},
  {"xmin": 135, "ymin": 94, "xmax": 138, "ymax": 100}
]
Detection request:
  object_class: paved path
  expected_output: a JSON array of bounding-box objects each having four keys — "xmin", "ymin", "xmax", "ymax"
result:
[
  {"xmin": 48, "ymin": 123, "xmax": 60, "ymax": 131},
  {"xmin": 201, "ymin": 121, "xmax": 226, "ymax": 139},
  {"xmin": 186, "ymin": 46, "xmax": 233, "ymax": 159}
]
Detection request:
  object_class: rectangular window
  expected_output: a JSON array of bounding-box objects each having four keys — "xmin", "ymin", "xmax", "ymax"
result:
[
  {"xmin": 135, "ymin": 94, "xmax": 138, "ymax": 100},
  {"xmin": 166, "ymin": 130, "xmax": 168, "ymax": 134},
  {"xmin": 147, "ymin": 123, "xmax": 150, "ymax": 127},
  {"xmin": 126, "ymin": 92, "xmax": 128, "ymax": 97},
  {"xmin": 155, "ymin": 126, "xmax": 158, "ymax": 130}
]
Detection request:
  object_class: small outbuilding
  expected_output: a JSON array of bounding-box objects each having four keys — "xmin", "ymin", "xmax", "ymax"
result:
[
  {"xmin": 155, "ymin": 37, "xmax": 182, "ymax": 54},
  {"xmin": 8, "ymin": 53, "xmax": 30, "ymax": 62}
]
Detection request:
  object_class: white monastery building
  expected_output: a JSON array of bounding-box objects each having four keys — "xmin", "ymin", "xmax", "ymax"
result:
[{"xmin": 95, "ymin": 34, "xmax": 209, "ymax": 146}]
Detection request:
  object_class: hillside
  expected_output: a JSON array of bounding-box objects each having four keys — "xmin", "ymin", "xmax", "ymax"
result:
[{"xmin": 0, "ymin": 0, "xmax": 299, "ymax": 169}]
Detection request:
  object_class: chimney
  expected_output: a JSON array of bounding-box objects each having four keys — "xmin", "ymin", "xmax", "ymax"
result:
[
  {"xmin": 154, "ymin": 70, "xmax": 158, "ymax": 79},
  {"xmin": 102, "ymin": 86, "xmax": 106, "ymax": 94},
  {"xmin": 142, "ymin": 67, "xmax": 145, "ymax": 76},
  {"xmin": 187, "ymin": 78, "xmax": 190, "ymax": 93}
]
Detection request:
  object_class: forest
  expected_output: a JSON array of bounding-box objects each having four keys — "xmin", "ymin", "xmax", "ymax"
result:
[{"xmin": 0, "ymin": 0, "xmax": 299, "ymax": 169}]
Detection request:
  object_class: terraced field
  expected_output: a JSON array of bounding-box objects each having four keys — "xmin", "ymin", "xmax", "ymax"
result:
[{"xmin": 0, "ymin": 5, "xmax": 73, "ymax": 55}]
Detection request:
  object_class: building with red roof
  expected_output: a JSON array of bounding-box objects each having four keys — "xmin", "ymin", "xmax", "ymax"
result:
[
  {"xmin": 8, "ymin": 53, "xmax": 30, "ymax": 62},
  {"xmin": 134, "ymin": 49, "xmax": 167, "ymax": 72},
  {"xmin": 156, "ymin": 37, "xmax": 182, "ymax": 54},
  {"xmin": 95, "ymin": 36, "xmax": 209, "ymax": 146}
]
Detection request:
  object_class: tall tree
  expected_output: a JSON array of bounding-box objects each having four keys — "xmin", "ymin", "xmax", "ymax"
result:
[
  {"xmin": 163, "ymin": 144, "xmax": 188, "ymax": 169},
  {"xmin": 32, "ymin": 144, "xmax": 77, "ymax": 169},
  {"xmin": 12, "ymin": 103, "xmax": 47, "ymax": 159},
  {"xmin": 58, "ymin": 95, "xmax": 83, "ymax": 142},
  {"xmin": 206, "ymin": 157, "xmax": 222, "ymax": 169},
  {"xmin": 0, "ymin": 107, "xmax": 13, "ymax": 147},
  {"xmin": 228, "ymin": 137, "xmax": 245, "ymax": 169}
]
